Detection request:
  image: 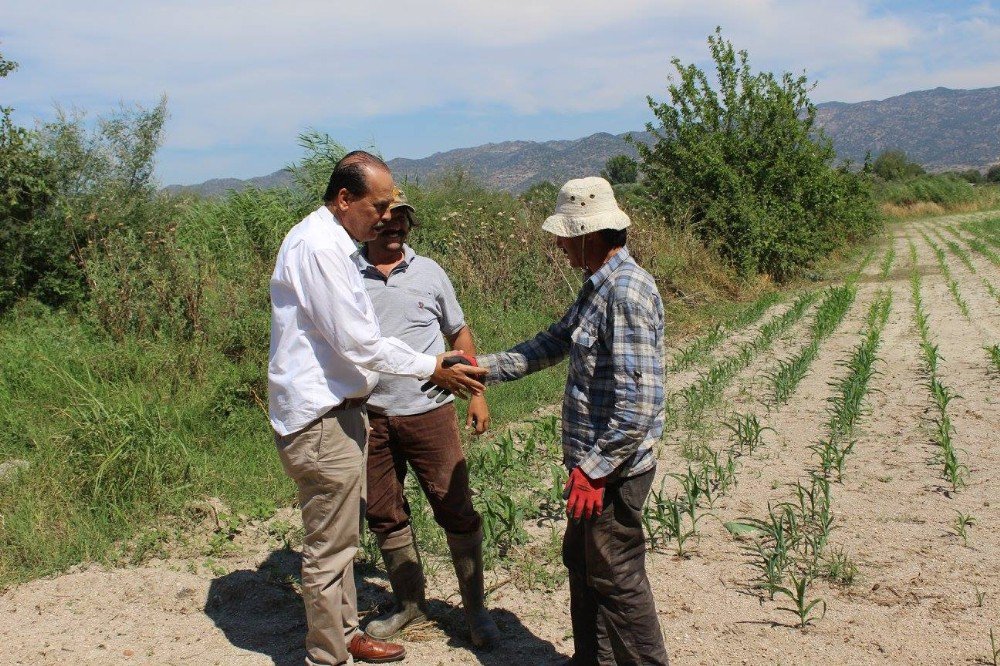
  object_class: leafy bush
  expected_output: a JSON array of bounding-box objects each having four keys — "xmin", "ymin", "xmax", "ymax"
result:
[
  {"xmin": 0, "ymin": 52, "xmax": 55, "ymax": 311},
  {"xmin": 988, "ymin": 164, "xmax": 1000, "ymax": 184},
  {"xmin": 0, "ymin": 62, "xmax": 169, "ymax": 315},
  {"xmin": 601, "ymin": 154, "xmax": 638, "ymax": 185},
  {"xmin": 872, "ymin": 150, "xmax": 926, "ymax": 181},
  {"xmin": 875, "ymin": 174, "xmax": 977, "ymax": 206},
  {"xmin": 634, "ymin": 28, "xmax": 880, "ymax": 281}
]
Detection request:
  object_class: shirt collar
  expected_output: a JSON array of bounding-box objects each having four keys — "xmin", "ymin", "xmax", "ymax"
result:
[
  {"xmin": 586, "ymin": 246, "xmax": 631, "ymax": 290},
  {"xmin": 357, "ymin": 243, "xmax": 417, "ymax": 274},
  {"xmin": 316, "ymin": 205, "xmax": 363, "ymax": 260}
]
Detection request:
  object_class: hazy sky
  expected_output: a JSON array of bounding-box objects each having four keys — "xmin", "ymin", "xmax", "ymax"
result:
[{"xmin": 2, "ymin": 1, "xmax": 998, "ymax": 185}]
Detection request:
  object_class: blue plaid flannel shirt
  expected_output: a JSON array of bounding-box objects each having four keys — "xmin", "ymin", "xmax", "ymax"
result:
[{"xmin": 478, "ymin": 247, "xmax": 664, "ymax": 480}]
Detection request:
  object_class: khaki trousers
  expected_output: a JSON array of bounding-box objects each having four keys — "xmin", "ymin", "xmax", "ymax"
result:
[{"xmin": 275, "ymin": 406, "xmax": 369, "ymax": 666}]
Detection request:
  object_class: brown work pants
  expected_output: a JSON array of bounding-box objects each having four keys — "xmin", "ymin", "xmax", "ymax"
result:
[
  {"xmin": 563, "ymin": 467, "xmax": 669, "ymax": 666},
  {"xmin": 274, "ymin": 405, "xmax": 369, "ymax": 666},
  {"xmin": 365, "ymin": 402, "xmax": 481, "ymax": 548}
]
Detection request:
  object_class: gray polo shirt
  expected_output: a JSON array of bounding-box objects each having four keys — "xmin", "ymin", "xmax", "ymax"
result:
[{"xmin": 360, "ymin": 244, "xmax": 467, "ymax": 415}]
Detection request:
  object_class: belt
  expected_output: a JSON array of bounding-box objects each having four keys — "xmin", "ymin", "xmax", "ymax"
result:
[{"xmin": 329, "ymin": 396, "xmax": 368, "ymax": 412}]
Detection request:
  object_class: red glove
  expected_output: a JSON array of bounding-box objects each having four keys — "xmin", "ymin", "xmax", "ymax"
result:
[{"xmin": 563, "ymin": 467, "xmax": 606, "ymax": 520}]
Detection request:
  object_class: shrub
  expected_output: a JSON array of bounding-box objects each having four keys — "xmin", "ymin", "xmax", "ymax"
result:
[
  {"xmin": 0, "ymin": 51, "xmax": 56, "ymax": 311},
  {"xmin": 0, "ymin": 76, "xmax": 169, "ymax": 315},
  {"xmin": 874, "ymin": 174, "xmax": 977, "ymax": 206},
  {"xmin": 987, "ymin": 164, "xmax": 1000, "ymax": 184},
  {"xmin": 634, "ymin": 28, "xmax": 880, "ymax": 281},
  {"xmin": 601, "ymin": 154, "xmax": 638, "ymax": 185},
  {"xmin": 872, "ymin": 150, "xmax": 926, "ymax": 181}
]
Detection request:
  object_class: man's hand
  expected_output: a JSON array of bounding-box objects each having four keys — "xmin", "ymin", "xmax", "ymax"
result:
[
  {"xmin": 425, "ymin": 351, "xmax": 487, "ymax": 400},
  {"xmin": 466, "ymin": 395, "xmax": 490, "ymax": 435},
  {"xmin": 563, "ymin": 467, "xmax": 606, "ymax": 520}
]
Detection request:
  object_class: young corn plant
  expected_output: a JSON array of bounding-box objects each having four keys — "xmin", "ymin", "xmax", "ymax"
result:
[
  {"xmin": 988, "ymin": 345, "xmax": 1000, "ymax": 374},
  {"xmin": 879, "ymin": 245, "xmax": 896, "ymax": 280},
  {"xmin": 910, "ymin": 257, "xmax": 968, "ymax": 492},
  {"xmin": 642, "ymin": 488, "xmax": 702, "ymax": 558},
  {"xmin": 723, "ymin": 412, "xmax": 773, "ymax": 455},
  {"xmin": 953, "ymin": 510, "xmax": 976, "ymax": 546},
  {"xmin": 767, "ymin": 285, "xmax": 857, "ymax": 407},
  {"xmin": 921, "ymin": 230, "xmax": 970, "ymax": 318},
  {"xmin": 774, "ymin": 572, "xmax": 827, "ymax": 629},
  {"xmin": 990, "ymin": 627, "xmax": 1000, "ymax": 666}
]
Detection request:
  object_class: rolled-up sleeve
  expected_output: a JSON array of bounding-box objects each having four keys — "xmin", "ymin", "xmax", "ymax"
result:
[{"xmin": 293, "ymin": 248, "xmax": 436, "ymax": 379}]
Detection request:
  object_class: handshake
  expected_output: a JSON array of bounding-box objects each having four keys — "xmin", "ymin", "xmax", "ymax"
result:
[{"xmin": 425, "ymin": 352, "xmax": 486, "ymax": 401}]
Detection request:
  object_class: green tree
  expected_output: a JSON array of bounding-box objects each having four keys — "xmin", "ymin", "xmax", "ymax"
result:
[
  {"xmin": 633, "ymin": 28, "xmax": 879, "ymax": 280},
  {"xmin": 0, "ymin": 49, "xmax": 55, "ymax": 310},
  {"xmin": 872, "ymin": 150, "xmax": 925, "ymax": 180},
  {"xmin": 601, "ymin": 154, "xmax": 638, "ymax": 185},
  {"xmin": 953, "ymin": 169, "xmax": 984, "ymax": 185},
  {"xmin": 987, "ymin": 164, "xmax": 1000, "ymax": 184}
]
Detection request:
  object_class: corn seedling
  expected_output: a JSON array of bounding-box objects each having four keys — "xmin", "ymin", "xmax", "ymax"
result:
[
  {"xmin": 953, "ymin": 510, "xmax": 976, "ymax": 546},
  {"xmin": 774, "ymin": 572, "xmax": 827, "ymax": 629},
  {"xmin": 879, "ymin": 246, "xmax": 896, "ymax": 280},
  {"xmin": 643, "ymin": 483, "xmax": 703, "ymax": 557},
  {"xmin": 724, "ymin": 412, "xmax": 773, "ymax": 455},
  {"xmin": 767, "ymin": 285, "xmax": 857, "ymax": 407},
  {"xmin": 990, "ymin": 628, "xmax": 1000, "ymax": 666},
  {"xmin": 822, "ymin": 549, "xmax": 858, "ymax": 587},
  {"xmin": 988, "ymin": 345, "xmax": 1000, "ymax": 374},
  {"xmin": 921, "ymin": 230, "xmax": 970, "ymax": 318}
]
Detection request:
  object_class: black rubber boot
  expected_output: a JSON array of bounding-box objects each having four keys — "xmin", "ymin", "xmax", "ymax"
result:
[
  {"xmin": 365, "ymin": 539, "xmax": 428, "ymax": 639},
  {"xmin": 447, "ymin": 529, "xmax": 501, "ymax": 650}
]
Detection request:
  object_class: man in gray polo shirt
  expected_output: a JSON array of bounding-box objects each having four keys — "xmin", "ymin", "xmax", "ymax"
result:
[{"xmin": 359, "ymin": 189, "xmax": 501, "ymax": 650}]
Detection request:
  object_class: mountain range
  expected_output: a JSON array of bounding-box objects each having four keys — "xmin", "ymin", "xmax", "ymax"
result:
[{"xmin": 164, "ymin": 85, "xmax": 1000, "ymax": 197}]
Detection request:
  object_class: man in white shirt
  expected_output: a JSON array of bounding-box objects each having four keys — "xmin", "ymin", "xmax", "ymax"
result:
[{"xmin": 269, "ymin": 151, "xmax": 486, "ymax": 665}]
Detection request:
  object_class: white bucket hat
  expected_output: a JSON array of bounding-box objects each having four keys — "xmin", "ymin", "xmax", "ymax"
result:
[{"xmin": 542, "ymin": 177, "xmax": 631, "ymax": 238}]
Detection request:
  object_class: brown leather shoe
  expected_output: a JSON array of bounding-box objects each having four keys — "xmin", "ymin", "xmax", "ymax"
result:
[{"xmin": 348, "ymin": 632, "xmax": 406, "ymax": 663}]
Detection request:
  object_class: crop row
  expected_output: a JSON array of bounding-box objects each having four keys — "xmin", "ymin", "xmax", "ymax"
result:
[
  {"xmin": 669, "ymin": 290, "xmax": 820, "ymax": 431},
  {"xmin": 920, "ymin": 230, "xmax": 971, "ymax": 318},
  {"xmin": 937, "ymin": 223, "xmax": 1000, "ymax": 305},
  {"xmin": 767, "ymin": 284, "xmax": 857, "ymax": 407},
  {"xmin": 668, "ymin": 292, "xmax": 783, "ymax": 372},
  {"xmin": 642, "ymin": 409, "xmax": 774, "ymax": 557},
  {"xmin": 730, "ymin": 289, "xmax": 892, "ymax": 627},
  {"xmin": 909, "ymin": 240, "xmax": 967, "ymax": 491}
]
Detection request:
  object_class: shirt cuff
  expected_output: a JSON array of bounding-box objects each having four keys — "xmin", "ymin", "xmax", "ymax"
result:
[
  {"xmin": 475, "ymin": 354, "xmax": 501, "ymax": 384},
  {"xmin": 415, "ymin": 353, "xmax": 437, "ymax": 380},
  {"xmin": 577, "ymin": 448, "xmax": 612, "ymax": 480}
]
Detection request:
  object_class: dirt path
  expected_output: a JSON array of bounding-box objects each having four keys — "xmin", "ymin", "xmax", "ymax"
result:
[{"xmin": 2, "ymin": 215, "xmax": 999, "ymax": 665}]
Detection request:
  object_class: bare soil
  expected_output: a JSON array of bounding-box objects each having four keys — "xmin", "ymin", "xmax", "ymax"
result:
[{"xmin": 2, "ymin": 214, "xmax": 998, "ymax": 665}]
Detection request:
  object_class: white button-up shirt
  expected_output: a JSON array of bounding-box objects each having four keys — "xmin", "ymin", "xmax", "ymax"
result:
[{"xmin": 268, "ymin": 205, "xmax": 437, "ymax": 435}]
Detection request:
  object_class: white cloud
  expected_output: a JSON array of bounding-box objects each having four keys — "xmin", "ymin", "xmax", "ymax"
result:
[{"xmin": 2, "ymin": 0, "xmax": 996, "ymax": 183}]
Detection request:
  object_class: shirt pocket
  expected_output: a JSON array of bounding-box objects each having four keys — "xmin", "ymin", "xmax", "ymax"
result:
[
  {"xmin": 400, "ymin": 287, "xmax": 439, "ymax": 325},
  {"xmin": 570, "ymin": 322, "xmax": 598, "ymax": 375}
]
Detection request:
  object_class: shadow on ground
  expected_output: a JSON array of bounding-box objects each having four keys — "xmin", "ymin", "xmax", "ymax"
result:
[
  {"xmin": 205, "ymin": 549, "xmax": 308, "ymax": 665},
  {"xmin": 206, "ymin": 549, "xmax": 564, "ymax": 665}
]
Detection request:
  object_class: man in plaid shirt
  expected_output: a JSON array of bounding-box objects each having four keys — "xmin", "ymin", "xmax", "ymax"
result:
[{"xmin": 478, "ymin": 177, "xmax": 669, "ymax": 665}]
